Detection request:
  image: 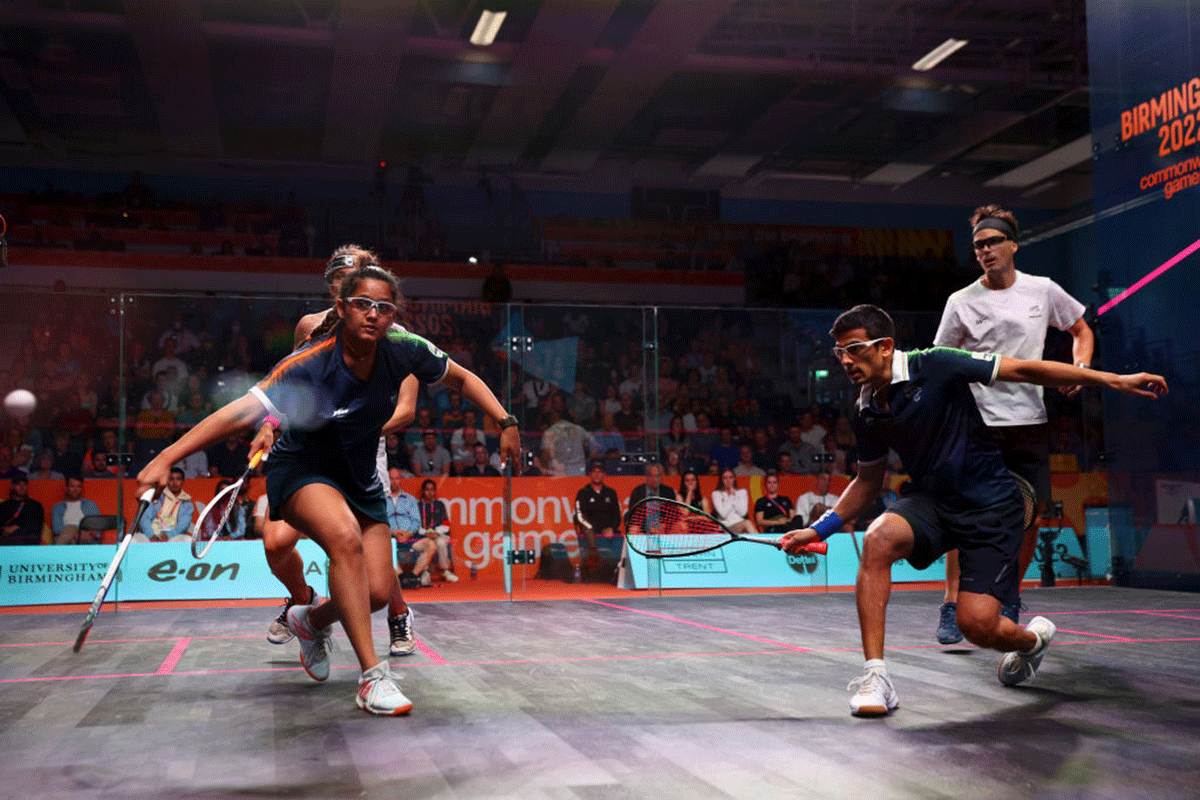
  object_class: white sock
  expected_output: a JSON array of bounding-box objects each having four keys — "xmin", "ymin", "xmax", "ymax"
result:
[{"xmin": 864, "ymin": 658, "xmax": 887, "ymax": 675}]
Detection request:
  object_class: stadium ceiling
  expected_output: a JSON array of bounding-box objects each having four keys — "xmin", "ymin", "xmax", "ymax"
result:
[{"xmin": 0, "ymin": 0, "xmax": 1092, "ymax": 207}]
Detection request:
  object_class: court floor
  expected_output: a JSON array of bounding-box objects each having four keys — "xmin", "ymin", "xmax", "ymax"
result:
[{"xmin": 1, "ymin": 585, "xmax": 1198, "ymax": 800}]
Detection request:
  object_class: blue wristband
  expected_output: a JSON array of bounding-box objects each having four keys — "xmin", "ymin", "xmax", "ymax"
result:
[{"xmin": 811, "ymin": 510, "xmax": 843, "ymax": 541}]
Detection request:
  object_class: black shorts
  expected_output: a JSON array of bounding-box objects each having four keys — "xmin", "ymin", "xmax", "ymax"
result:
[
  {"xmin": 265, "ymin": 460, "xmax": 389, "ymax": 526},
  {"xmin": 989, "ymin": 423, "xmax": 1051, "ymax": 513},
  {"xmin": 889, "ymin": 492, "xmax": 1025, "ymax": 605}
]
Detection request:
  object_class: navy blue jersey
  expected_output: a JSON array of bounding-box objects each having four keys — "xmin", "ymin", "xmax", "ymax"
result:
[
  {"xmin": 854, "ymin": 347, "xmax": 1017, "ymax": 510},
  {"xmin": 250, "ymin": 326, "xmax": 449, "ymax": 496}
]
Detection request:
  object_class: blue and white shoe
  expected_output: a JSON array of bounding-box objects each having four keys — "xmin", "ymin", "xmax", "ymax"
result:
[{"xmin": 998, "ymin": 616, "xmax": 1056, "ymax": 686}]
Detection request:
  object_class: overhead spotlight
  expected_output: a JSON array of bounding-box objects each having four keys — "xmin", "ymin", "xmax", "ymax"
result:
[
  {"xmin": 470, "ymin": 10, "xmax": 507, "ymax": 46},
  {"xmin": 912, "ymin": 39, "xmax": 968, "ymax": 71},
  {"xmin": 469, "ymin": 256, "xmax": 478, "ymax": 264}
]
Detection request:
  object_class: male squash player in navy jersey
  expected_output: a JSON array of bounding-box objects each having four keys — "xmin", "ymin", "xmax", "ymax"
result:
[
  {"xmin": 933, "ymin": 204, "xmax": 1094, "ymax": 644},
  {"xmin": 782, "ymin": 304, "xmax": 1166, "ymax": 717}
]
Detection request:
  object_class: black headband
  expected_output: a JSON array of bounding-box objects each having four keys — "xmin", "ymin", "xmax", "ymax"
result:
[
  {"xmin": 324, "ymin": 254, "xmax": 356, "ymax": 283},
  {"xmin": 972, "ymin": 217, "xmax": 1017, "ymax": 240},
  {"xmin": 324, "ymin": 254, "xmax": 381, "ymax": 283}
]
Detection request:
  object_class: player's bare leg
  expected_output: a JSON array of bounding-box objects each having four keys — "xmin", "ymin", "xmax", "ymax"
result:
[{"xmin": 849, "ymin": 513, "xmax": 912, "ymax": 716}]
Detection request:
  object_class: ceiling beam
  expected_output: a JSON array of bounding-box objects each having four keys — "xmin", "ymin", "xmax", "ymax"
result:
[
  {"xmin": 539, "ymin": 0, "xmax": 738, "ymax": 175},
  {"xmin": 322, "ymin": 0, "xmax": 418, "ymax": 164},
  {"xmin": 464, "ymin": 0, "xmax": 621, "ymax": 169},
  {"xmin": 123, "ymin": 0, "xmax": 222, "ymax": 156}
]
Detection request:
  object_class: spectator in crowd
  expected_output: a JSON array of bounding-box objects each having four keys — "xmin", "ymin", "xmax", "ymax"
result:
[
  {"xmin": 413, "ymin": 430, "xmax": 452, "ymax": 477},
  {"xmin": 47, "ymin": 429, "xmax": 83, "ymax": 478},
  {"xmin": 711, "ymin": 468, "xmax": 756, "ymax": 534},
  {"xmin": 53, "ymin": 475, "xmax": 102, "ymax": 544},
  {"xmin": 212, "ymin": 479, "xmax": 254, "ymax": 541},
  {"xmin": 797, "ymin": 409, "xmax": 828, "ymax": 450},
  {"xmin": 754, "ymin": 470, "xmax": 804, "ymax": 533},
  {"xmin": 574, "ymin": 461, "xmax": 623, "ymax": 564},
  {"xmin": 677, "ymin": 469, "xmax": 710, "ymax": 513},
  {"xmin": 173, "ymin": 428, "xmax": 210, "ymax": 479},
  {"xmin": 440, "ymin": 390, "xmax": 466, "ymax": 433},
  {"xmin": 141, "ymin": 371, "xmax": 179, "ymax": 414},
  {"xmin": 796, "ymin": 472, "xmax": 840, "ymax": 527},
  {"xmin": 600, "ymin": 383, "xmax": 622, "ymax": 417},
  {"xmin": 540, "ymin": 405, "xmax": 596, "ymax": 477},
  {"xmin": 733, "ymin": 443, "xmax": 765, "ymax": 477},
  {"xmin": 404, "ymin": 407, "xmax": 434, "ymax": 454},
  {"xmin": 28, "ymin": 449, "xmax": 64, "ymax": 481},
  {"xmin": 629, "ymin": 461, "xmax": 676, "ymax": 508},
  {"xmin": 136, "ymin": 467, "xmax": 195, "ymax": 542},
  {"xmin": 449, "ymin": 412, "xmax": 485, "ymax": 474},
  {"xmin": 480, "ymin": 261, "xmax": 512, "ymax": 303},
  {"xmin": 5, "ymin": 426, "xmax": 34, "ymax": 474},
  {"xmin": 175, "ymin": 391, "xmax": 209, "ymax": 432},
  {"xmin": 662, "ymin": 449, "xmax": 683, "ymax": 477},
  {"xmin": 0, "ymin": 446, "xmax": 23, "ymax": 481},
  {"xmin": 152, "ymin": 336, "xmax": 189, "ymax": 396},
  {"xmin": 592, "ymin": 411, "xmax": 626, "ymax": 459},
  {"xmin": 780, "ymin": 423, "xmax": 821, "ymax": 475},
  {"xmin": 460, "ymin": 442, "xmax": 500, "ymax": 477},
  {"xmin": 688, "ymin": 412, "xmax": 718, "ymax": 468},
  {"xmin": 613, "ymin": 392, "xmax": 641, "ymax": 435},
  {"xmin": 708, "ymin": 427, "xmax": 741, "ymax": 472},
  {"xmin": 660, "ymin": 415, "xmax": 691, "ymax": 465},
  {"xmin": 411, "ymin": 479, "xmax": 456, "ymax": 585},
  {"xmin": 566, "ymin": 380, "xmax": 597, "ymax": 428},
  {"xmin": 385, "ymin": 467, "xmax": 422, "ymax": 576},
  {"xmin": 384, "ymin": 432, "xmax": 414, "ymax": 476},
  {"xmin": 82, "ymin": 450, "xmax": 117, "ymax": 479},
  {"xmin": 749, "ymin": 427, "xmax": 778, "ymax": 472},
  {"xmin": 206, "ymin": 434, "xmax": 250, "ymax": 480},
  {"xmin": 0, "ymin": 475, "xmax": 44, "ymax": 545}
]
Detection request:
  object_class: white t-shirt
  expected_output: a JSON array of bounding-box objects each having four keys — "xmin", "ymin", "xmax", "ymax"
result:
[
  {"xmin": 796, "ymin": 491, "xmax": 839, "ymax": 525},
  {"xmin": 934, "ymin": 270, "xmax": 1084, "ymax": 426}
]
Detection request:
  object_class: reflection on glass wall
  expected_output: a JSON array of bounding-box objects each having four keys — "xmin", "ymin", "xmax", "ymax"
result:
[{"xmin": 0, "ymin": 286, "xmax": 1152, "ymax": 598}]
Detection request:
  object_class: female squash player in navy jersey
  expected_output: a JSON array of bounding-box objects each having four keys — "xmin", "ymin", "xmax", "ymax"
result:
[
  {"xmin": 138, "ymin": 265, "xmax": 520, "ymax": 715},
  {"xmin": 259, "ymin": 246, "xmax": 421, "ymax": 659}
]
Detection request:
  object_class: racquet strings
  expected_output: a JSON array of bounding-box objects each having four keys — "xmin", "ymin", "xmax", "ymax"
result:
[{"xmin": 626, "ymin": 498, "xmax": 733, "ymax": 556}]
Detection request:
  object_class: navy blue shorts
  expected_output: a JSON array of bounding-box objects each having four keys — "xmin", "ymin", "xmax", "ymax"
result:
[
  {"xmin": 889, "ymin": 490, "xmax": 1025, "ymax": 605},
  {"xmin": 265, "ymin": 460, "xmax": 389, "ymax": 527}
]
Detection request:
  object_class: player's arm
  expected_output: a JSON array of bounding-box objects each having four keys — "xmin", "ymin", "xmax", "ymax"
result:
[
  {"xmin": 1058, "ymin": 316, "xmax": 1096, "ymax": 397},
  {"xmin": 995, "ymin": 356, "xmax": 1167, "ymax": 398},
  {"xmin": 382, "ymin": 374, "xmax": 419, "ymax": 435},
  {"xmin": 781, "ymin": 460, "xmax": 885, "ymax": 553}
]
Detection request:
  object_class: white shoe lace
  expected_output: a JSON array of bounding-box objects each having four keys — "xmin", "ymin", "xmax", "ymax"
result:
[{"xmin": 848, "ymin": 670, "xmax": 885, "ymax": 695}]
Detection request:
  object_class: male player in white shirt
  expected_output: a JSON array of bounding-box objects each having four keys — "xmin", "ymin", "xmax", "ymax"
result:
[{"xmin": 932, "ymin": 204, "xmax": 1093, "ymax": 644}]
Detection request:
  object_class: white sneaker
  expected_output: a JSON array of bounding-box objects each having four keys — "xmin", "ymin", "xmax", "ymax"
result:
[
  {"xmin": 419, "ymin": 571, "xmax": 432, "ymax": 587},
  {"xmin": 847, "ymin": 668, "xmax": 899, "ymax": 717},
  {"xmin": 356, "ymin": 662, "xmax": 413, "ymax": 716},
  {"xmin": 286, "ymin": 604, "xmax": 331, "ymax": 682},
  {"xmin": 267, "ymin": 587, "xmax": 318, "ymax": 644},
  {"xmin": 443, "ymin": 570, "xmax": 459, "ymax": 583},
  {"xmin": 998, "ymin": 616, "xmax": 1056, "ymax": 686},
  {"xmin": 388, "ymin": 608, "xmax": 416, "ymax": 657}
]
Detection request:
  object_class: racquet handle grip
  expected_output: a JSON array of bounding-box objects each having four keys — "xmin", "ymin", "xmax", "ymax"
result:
[
  {"xmin": 138, "ymin": 488, "xmax": 155, "ymax": 503},
  {"xmin": 803, "ymin": 541, "xmax": 828, "ymax": 555},
  {"xmin": 249, "ymin": 449, "xmax": 265, "ymax": 468}
]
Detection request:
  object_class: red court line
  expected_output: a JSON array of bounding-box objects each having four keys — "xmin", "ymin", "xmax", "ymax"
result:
[
  {"xmin": 1042, "ymin": 608, "xmax": 1200, "ymax": 615},
  {"xmin": 1130, "ymin": 611, "xmax": 1200, "ymax": 621},
  {"xmin": 1056, "ymin": 628, "xmax": 1135, "ymax": 642},
  {"xmin": 156, "ymin": 638, "xmax": 191, "ymax": 674},
  {"xmin": 586, "ymin": 598, "xmax": 817, "ymax": 652},
  {"xmin": 4, "ymin": 635, "xmax": 1200, "ymax": 685}
]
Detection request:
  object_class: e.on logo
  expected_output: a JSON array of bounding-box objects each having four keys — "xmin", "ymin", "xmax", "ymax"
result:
[{"xmin": 147, "ymin": 559, "xmax": 240, "ymax": 582}]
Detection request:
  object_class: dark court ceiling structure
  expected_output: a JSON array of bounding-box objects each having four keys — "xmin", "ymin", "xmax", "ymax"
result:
[{"xmin": 0, "ymin": 0, "xmax": 1093, "ymax": 207}]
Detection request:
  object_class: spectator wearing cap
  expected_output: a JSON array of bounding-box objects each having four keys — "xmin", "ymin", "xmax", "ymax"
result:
[
  {"xmin": 0, "ymin": 475, "xmax": 44, "ymax": 545},
  {"xmin": 574, "ymin": 461, "xmax": 622, "ymax": 561}
]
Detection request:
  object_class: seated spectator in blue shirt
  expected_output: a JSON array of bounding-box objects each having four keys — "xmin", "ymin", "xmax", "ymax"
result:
[
  {"xmin": 708, "ymin": 427, "xmax": 741, "ymax": 471},
  {"xmin": 53, "ymin": 476, "xmax": 102, "ymax": 544},
  {"xmin": 136, "ymin": 467, "xmax": 195, "ymax": 542},
  {"xmin": 592, "ymin": 411, "xmax": 626, "ymax": 457},
  {"xmin": 385, "ymin": 468, "xmax": 422, "ymax": 572}
]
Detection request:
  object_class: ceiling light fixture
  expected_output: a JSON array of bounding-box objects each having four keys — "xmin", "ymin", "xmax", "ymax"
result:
[
  {"xmin": 470, "ymin": 10, "xmax": 507, "ymax": 46},
  {"xmin": 912, "ymin": 39, "xmax": 968, "ymax": 71}
]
